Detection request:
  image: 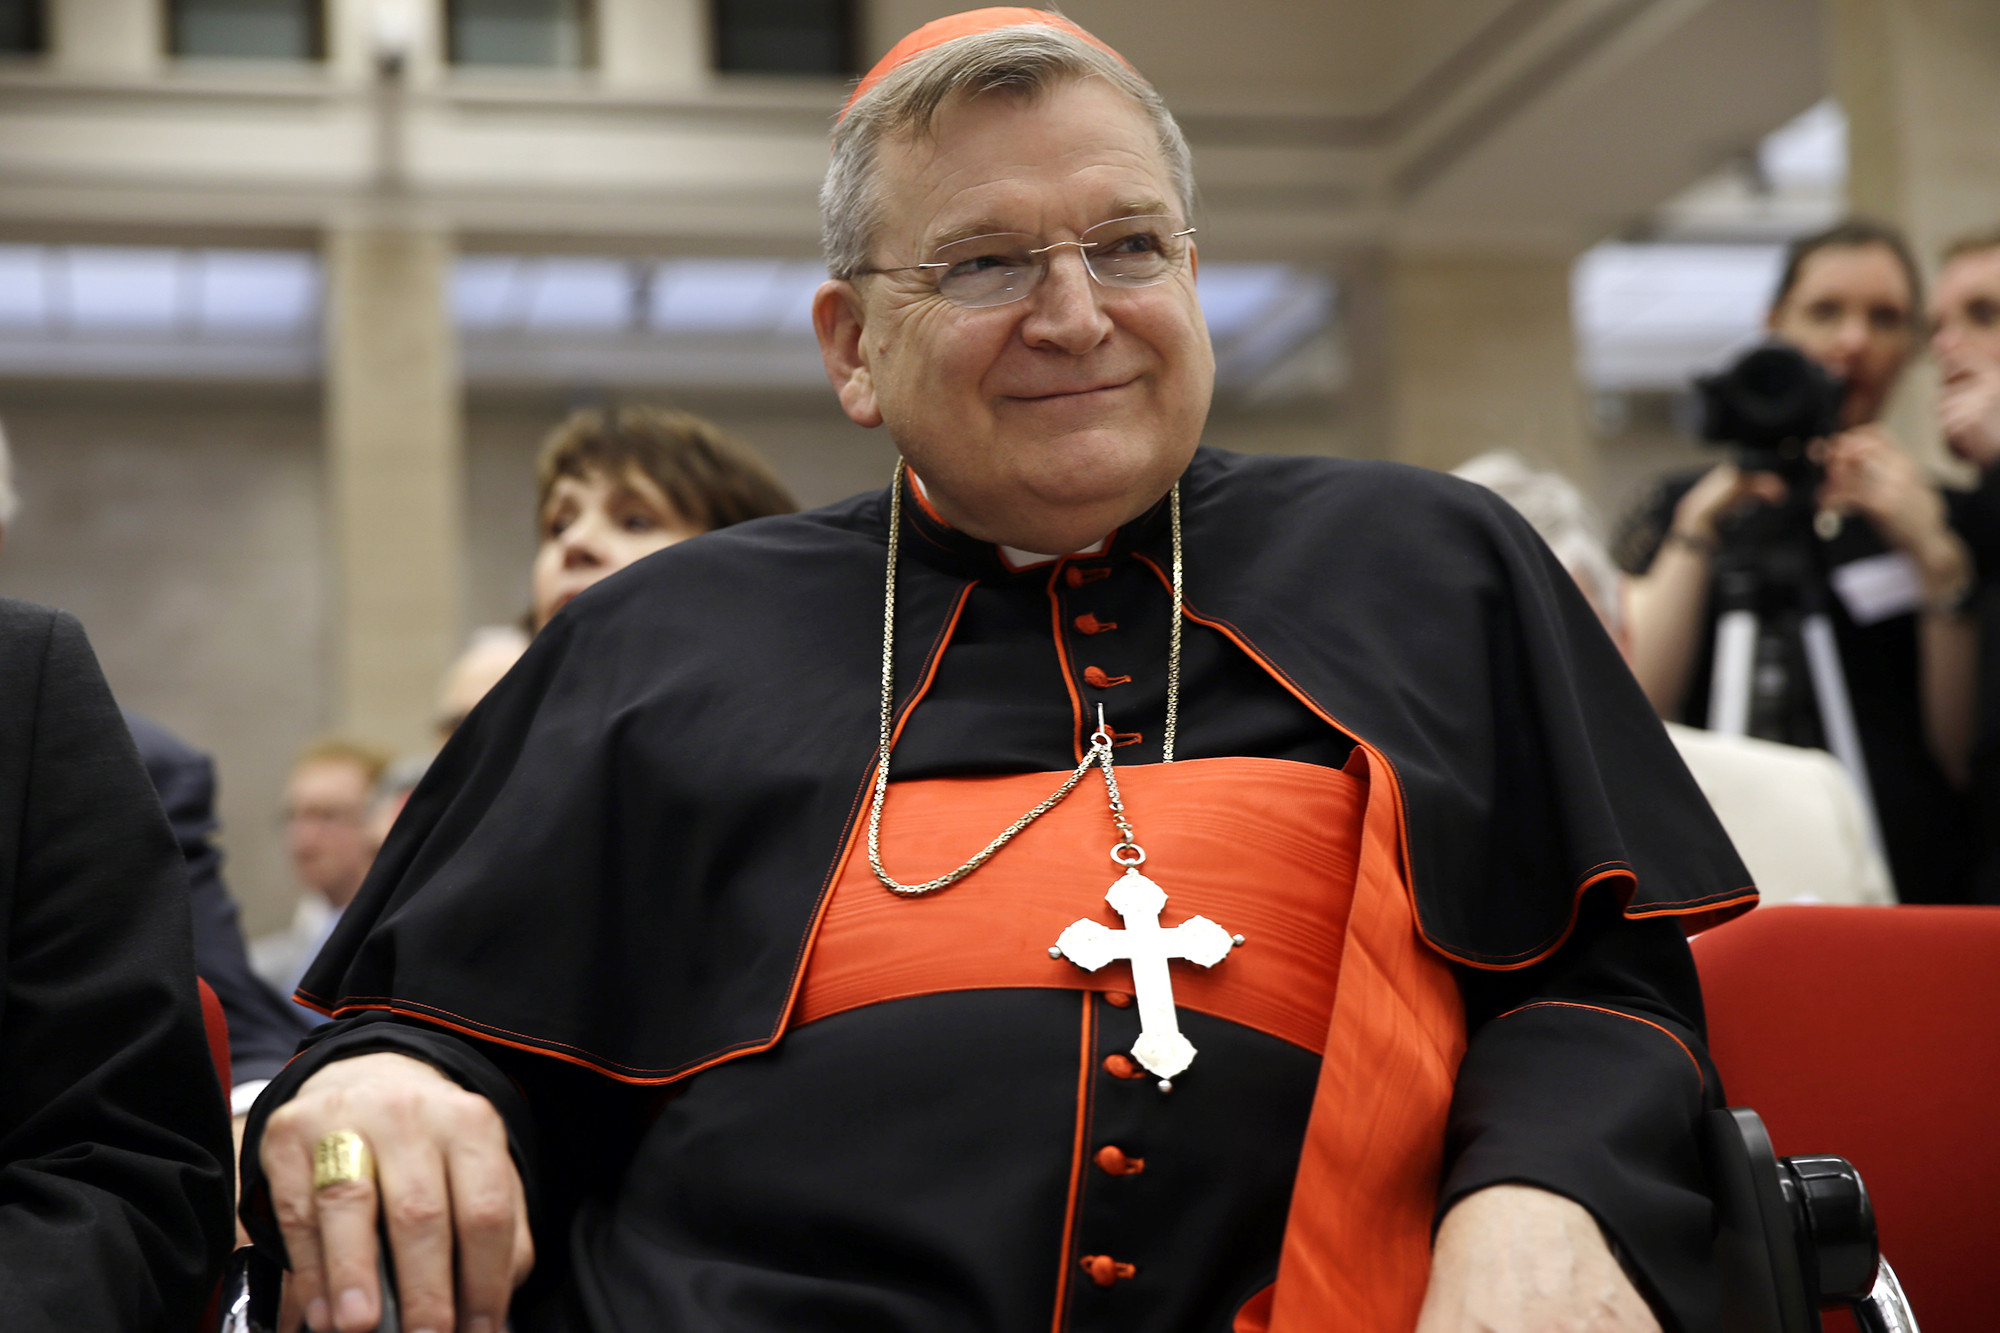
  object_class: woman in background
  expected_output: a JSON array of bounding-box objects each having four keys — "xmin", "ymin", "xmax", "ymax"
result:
[{"xmin": 530, "ymin": 405, "xmax": 798, "ymax": 631}]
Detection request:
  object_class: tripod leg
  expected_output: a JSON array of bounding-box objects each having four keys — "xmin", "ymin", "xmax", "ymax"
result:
[
  {"xmin": 1796, "ymin": 612, "xmax": 1888, "ymax": 862},
  {"xmin": 1711, "ymin": 609, "xmax": 1760, "ymax": 736}
]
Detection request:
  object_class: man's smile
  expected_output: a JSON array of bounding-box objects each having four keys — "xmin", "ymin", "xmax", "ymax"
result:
[{"xmin": 1001, "ymin": 375, "xmax": 1140, "ymax": 403}]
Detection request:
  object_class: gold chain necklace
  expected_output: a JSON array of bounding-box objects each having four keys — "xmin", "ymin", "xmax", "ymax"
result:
[{"xmin": 867, "ymin": 464, "xmax": 1184, "ymax": 897}]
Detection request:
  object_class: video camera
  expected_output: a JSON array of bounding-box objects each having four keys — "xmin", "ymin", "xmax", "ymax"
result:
[{"xmin": 1696, "ymin": 343, "xmax": 1847, "ymax": 486}]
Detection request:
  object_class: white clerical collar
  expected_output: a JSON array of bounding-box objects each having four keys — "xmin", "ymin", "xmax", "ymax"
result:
[{"xmin": 907, "ymin": 468, "xmax": 1110, "ymax": 568}]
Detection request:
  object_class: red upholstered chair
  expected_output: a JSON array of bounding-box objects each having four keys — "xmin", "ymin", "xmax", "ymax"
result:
[
  {"xmin": 194, "ymin": 978, "xmax": 231, "ymax": 1333},
  {"xmin": 196, "ymin": 977, "xmax": 231, "ymax": 1096},
  {"xmin": 1692, "ymin": 905, "xmax": 2000, "ymax": 1333}
]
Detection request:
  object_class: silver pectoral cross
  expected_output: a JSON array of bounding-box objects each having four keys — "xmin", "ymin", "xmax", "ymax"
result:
[{"xmin": 1051, "ymin": 867, "xmax": 1242, "ymax": 1086}]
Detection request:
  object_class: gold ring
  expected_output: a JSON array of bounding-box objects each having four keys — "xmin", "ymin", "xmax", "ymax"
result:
[{"xmin": 312, "ymin": 1130, "xmax": 375, "ymax": 1192}]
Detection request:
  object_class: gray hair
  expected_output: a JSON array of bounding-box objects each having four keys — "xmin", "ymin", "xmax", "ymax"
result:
[
  {"xmin": 0, "ymin": 419, "xmax": 17, "ymax": 528},
  {"xmin": 1452, "ymin": 451, "xmax": 1623, "ymax": 635},
  {"xmin": 821, "ymin": 24, "xmax": 1195, "ymax": 281}
]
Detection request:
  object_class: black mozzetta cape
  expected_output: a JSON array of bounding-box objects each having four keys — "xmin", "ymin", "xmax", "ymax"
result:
[{"xmin": 260, "ymin": 448, "xmax": 1754, "ymax": 1329}]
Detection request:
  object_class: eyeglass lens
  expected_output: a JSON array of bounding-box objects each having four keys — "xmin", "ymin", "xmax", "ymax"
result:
[{"xmin": 927, "ymin": 215, "xmax": 1190, "ymax": 309}]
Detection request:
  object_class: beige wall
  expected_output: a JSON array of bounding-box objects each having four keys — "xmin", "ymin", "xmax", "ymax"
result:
[{"xmin": 0, "ymin": 383, "xmax": 328, "ymax": 935}]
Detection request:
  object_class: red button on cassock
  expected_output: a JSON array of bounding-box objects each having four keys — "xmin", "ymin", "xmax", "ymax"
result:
[
  {"xmin": 1082, "ymin": 666, "xmax": 1132, "ymax": 689},
  {"xmin": 1103, "ymin": 991, "xmax": 1133, "ymax": 1008},
  {"xmin": 1073, "ymin": 613, "xmax": 1116, "ymax": 635},
  {"xmin": 1065, "ymin": 565, "xmax": 1112, "ymax": 588},
  {"xmin": 1079, "ymin": 1254, "xmax": 1138, "ymax": 1287},
  {"xmin": 1103, "ymin": 1053, "xmax": 1144, "ymax": 1079},
  {"xmin": 1094, "ymin": 1145, "xmax": 1146, "ymax": 1176}
]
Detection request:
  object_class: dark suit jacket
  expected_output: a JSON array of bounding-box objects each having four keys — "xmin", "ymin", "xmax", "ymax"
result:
[
  {"xmin": 124, "ymin": 712, "xmax": 315, "ymax": 1085},
  {"xmin": 0, "ymin": 599, "xmax": 234, "ymax": 1330}
]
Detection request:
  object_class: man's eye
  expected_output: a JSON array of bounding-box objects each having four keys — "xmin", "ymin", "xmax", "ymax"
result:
[
  {"xmin": 544, "ymin": 516, "xmax": 570, "ymax": 539},
  {"xmin": 1969, "ymin": 299, "xmax": 2000, "ymax": 328},
  {"xmin": 1104, "ymin": 230, "xmax": 1163, "ymax": 255},
  {"xmin": 621, "ymin": 513, "xmax": 660, "ymax": 533},
  {"xmin": 1805, "ymin": 300, "xmax": 1843, "ymax": 324},
  {"xmin": 947, "ymin": 251, "xmax": 1026, "ymax": 278},
  {"xmin": 1868, "ymin": 305, "xmax": 1910, "ymax": 332}
]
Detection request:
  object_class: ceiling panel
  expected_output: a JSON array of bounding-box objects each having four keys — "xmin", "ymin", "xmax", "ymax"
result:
[{"xmin": 868, "ymin": 0, "xmax": 1523, "ymax": 115}]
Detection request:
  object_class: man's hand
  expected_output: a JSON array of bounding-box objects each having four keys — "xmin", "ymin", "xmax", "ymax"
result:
[
  {"xmin": 259, "ymin": 1052, "xmax": 533, "ymax": 1333},
  {"xmin": 1940, "ymin": 360, "xmax": 2000, "ymax": 469},
  {"xmin": 1417, "ymin": 1184, "xmax": 1661, "ymax": 1333}
]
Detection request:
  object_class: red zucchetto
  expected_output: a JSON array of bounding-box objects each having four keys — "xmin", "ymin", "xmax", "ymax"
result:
[{"xmin": 840, "ymin": 7, "xmax": 1131, "ymax": 119}]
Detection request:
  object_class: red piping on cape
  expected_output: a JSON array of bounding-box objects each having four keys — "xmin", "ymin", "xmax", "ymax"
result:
[
  {"xmin": 1127, "ymin": 552, "xmax": 1757, "ymax": 971},
  {"xmin": 1496, "ymin": 1000, "xmax": 1706, "ymax": 1091},
  {"xmin": 305, "ymin": 577, "xmax": 982, "ymax": 1086}
]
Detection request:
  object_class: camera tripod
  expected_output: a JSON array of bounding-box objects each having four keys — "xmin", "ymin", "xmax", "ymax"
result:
[{"xmin": 1703, "ymin": 493, "xmax": 1887, "ymax": 863}]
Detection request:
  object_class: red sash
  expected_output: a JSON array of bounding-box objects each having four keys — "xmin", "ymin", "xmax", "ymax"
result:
[{"xmin": 793, "ymin": 751, "xmax": 1463, "ymax": 1332}]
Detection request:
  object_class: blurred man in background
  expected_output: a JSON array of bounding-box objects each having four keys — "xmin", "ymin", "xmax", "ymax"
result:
[
  {"xmin": 436, "ymin": 625, "xmax": 532, "ymax": 742},
  {"xmin": 1935, "ymin": 232, "xmax": 2000, "ymax": 471},
  {"xmin": 1931, "ymin": 230, "xmax": 2000, "ymax": 903},
  {"xmin": 251, "ymin": 738, "xmax": 390, "ymax": 1002}
]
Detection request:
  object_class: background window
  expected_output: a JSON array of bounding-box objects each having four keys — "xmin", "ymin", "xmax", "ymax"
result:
[
  {"xmin": 0, "ymin": 0, "xmax": 43, "ymax": 54},
  {"xmin": 713, "ymin": 0, "xmax": 856, "ymax": 76},
  {"xmin": 169, "ymin": 0, "xmax": 322, "ymax": 59},
  {"xmin": 448, "ymin": 0, "xmax": 591, "ymax": 68}
]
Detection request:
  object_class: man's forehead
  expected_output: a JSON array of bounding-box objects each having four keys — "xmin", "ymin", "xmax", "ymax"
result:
[
  {"xmin": 872, "ymin": 83, "xmax": 1174, "ymax": 245},
  {"xmin": 1941, "ymin": 248, "xmax": 2000, "ymax": 296},
  {"xmin": 925, "ymin": 194, "xmax": 1175, "ymax": 247},
  {"xmin": 291, "ymin": 759, "xmax": 370, "ymax": 792}
]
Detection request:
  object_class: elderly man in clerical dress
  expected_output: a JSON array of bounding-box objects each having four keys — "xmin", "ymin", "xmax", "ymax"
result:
[{"xmin": 245, "ymin": 12, "xmax": 1753, "ymax": 1333}]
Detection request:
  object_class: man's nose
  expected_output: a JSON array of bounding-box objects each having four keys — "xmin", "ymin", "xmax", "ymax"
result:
[
  {"xmin": 1932, "ymin": 318, "xmax": 1961, "ymax": 362},
  {"xmin": 1020, "ymin": 244, "xmax": 1114, "ymax": 353}
]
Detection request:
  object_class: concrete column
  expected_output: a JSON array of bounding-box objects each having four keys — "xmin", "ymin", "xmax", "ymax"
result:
[
  {"xmin": 48, "ymin": 0, "xmax": 159, "ymax": 76},
  {"xmin": 326, "ymin": 0, "xmax": 445, "ymax": 85},
  {"xmin": 598, "ymin": 0, "xmax": 706, "ymax": 92},
  {"xmin": 1828, "ymin": 0, "xmax": 2000, "ymax": 470},
  {"xmin": 1830, "ymin": 0, "xmax": 2000, "ymax": 257},
  {"xmin": 1342, "ymin": 247, "xmax": 1592, "ymax": 480},
  {"xmin": 322, "ymin": 225, "xmax": 463, "ymax": 751}
]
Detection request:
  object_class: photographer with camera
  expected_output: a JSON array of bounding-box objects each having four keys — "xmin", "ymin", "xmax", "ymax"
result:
[
  {"xmin": 1928, "ymin": 228, "xmax": 2000, "ymax": 903},
  {"xmin": 1617, "ymin": 220, "xmax": 1978, "ymax": 903}
]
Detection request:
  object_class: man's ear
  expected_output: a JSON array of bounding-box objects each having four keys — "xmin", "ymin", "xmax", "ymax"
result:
[{"xmin": 813, "ymin": 280, "xmax": 882, "ymax": 428}]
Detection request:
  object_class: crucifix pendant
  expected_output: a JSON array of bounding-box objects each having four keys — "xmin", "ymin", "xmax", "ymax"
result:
[{"xmin": 1051, "ymin": 862, "xmax": 1243, "ymax": 1087}]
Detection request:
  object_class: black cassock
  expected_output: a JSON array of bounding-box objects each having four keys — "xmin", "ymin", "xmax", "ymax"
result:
[{"xmin": 246, "ymin": 448, "xmax": 1753, "ymax": 1332}]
